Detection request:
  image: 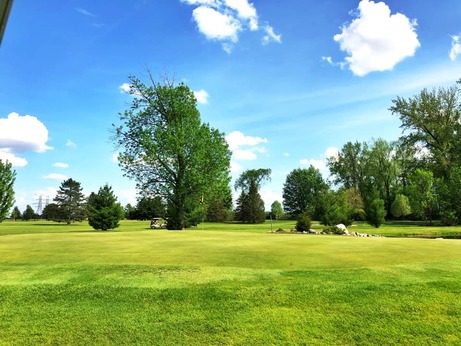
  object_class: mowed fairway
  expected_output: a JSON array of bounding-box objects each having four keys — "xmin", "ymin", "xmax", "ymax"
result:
[{"xmin": 1, "ymin": 221, "xmax": 461, "ymax": 345}]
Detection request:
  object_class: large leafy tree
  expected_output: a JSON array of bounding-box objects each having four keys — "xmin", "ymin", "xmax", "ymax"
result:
[
  {"xmin": 54, "ymin": 178, "xmax": 87, "ymax": 224},
  {"xmin": 87, "ymin": 184, "xmax": 124, "ymax": 231},
  {"xmin": 234, "ymin": 169, "xmax": 270, "ymax": 224},
  {"xmin": 0, "ymin": 159, "xmax": 16, "ymax": 222},
  {"xmin": 282, "ymin": 166, "xmax": 329, "ymax": 218},
  {"xmin": 390, "ymin": 81, "xmax": 461, "ymax": 178},
  {"xmin": 113, "ymin": 73, "xmax": 231, "ymax": 230},
  {"xmin": 406, "ymin": 169, "xmax": 437, "ymax": 224}
]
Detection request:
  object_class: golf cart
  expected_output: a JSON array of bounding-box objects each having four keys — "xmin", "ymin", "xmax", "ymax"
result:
[{"xmin": 150, "ymin": 217, "xmax": 167, "ymax": 229}]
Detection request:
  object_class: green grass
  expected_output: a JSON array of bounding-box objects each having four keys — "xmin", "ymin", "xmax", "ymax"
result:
[{"xmin": 1, "ymin": 220, "xmax": 461, "ymax": 345}]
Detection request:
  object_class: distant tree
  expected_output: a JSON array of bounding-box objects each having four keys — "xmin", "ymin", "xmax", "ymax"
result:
[
  {"xmin": 134, "ymin": 197, "xmax": 166, "ymax": 220},
  {"xmin": 42, "ymin": 203, "xmax": 63, "ymax": 222},
  {"xmin": 320, "ymin": 190, "xmax": 354, "ymax": 226},
  {"xmin": 367, "ymin": 198, "xmax": 386, "ymax": 228},
  {"xmin": 113, "ymin": 73, "xmax": 231, "ymax": 230},
  {"xmin": 10, "ymin": 206, "xmax": 21, "ymax": 221},
  {"xmin": 390, "ymin": 194, "xmax": 411, "ymax": 219},
  {"xmin": 282, "ymin": 166, "xmax": 329, "ymax": 218},
  {"xmin": 406, "ymin": 169, "xmax": 437, "ymax": 224},
  {"xmin": 54, "ymin": 178, "xmax": 87, "ymax": 224},
  {"xmin": 87, "ymin": 184, "xmax": 124, "ymax": 231},
  {"xmin": 206, "ymin": 190, "xmax": 232, "ymax": 222},
  {"xmin": 22, "ymin": 205, "xmax": 36, "ymax": 221},
  {"xmin": 234, "ymin": 169, "xmax": 270, "ymax": 224},
  {"xmin": 296, "ymin": 212, "xmax": 312, "ymax": 232},
  {"xmin": 270, "ymin": 200, "xmax": 283, "ymax": 220},
  {"xmin": 0, "ymin": 159, "xmax": 16, "ymax": 222},
  {"xmin": 123, "ymin": 203, "xmax": 136, "ymax": 220}
]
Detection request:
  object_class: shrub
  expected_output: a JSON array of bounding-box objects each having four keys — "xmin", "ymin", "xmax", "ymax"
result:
[
  {"xmin": 296, "ymin": 212, "xmax": 311, "ymax": 232},
  {"xmin": 322, "ymin": 225, "xmax": 345, "ymax": 235},
  {"xmin": 367, "ymin": 198, "xmax": 386, "ymax": 228},
  {"xmin": 440, "ymin": 211, "xmax": 458, "ymax": 226}
]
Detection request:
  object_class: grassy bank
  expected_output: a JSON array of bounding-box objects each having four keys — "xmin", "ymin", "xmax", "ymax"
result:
[{"xmin": 0, "ymin": 220, "xmax": 460, "ymax": 345}]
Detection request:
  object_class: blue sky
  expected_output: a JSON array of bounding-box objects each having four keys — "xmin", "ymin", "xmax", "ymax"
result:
[{"xmin": 1, "ymin": 0, "xmax": 461, "ymax": 213}]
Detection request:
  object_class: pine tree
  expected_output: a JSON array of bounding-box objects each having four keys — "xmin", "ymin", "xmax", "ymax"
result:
[
  {"xmin": 0, "ymin": 159, "xmax": 16, "ymax": 222},
  {"xmin": 54, "ymin": 178, "xmax": 86, "ymax": 224},
  {"xmin": 10, "ymin": 206, "xmax": 21, "ymax": 221},
  {"xmin": 22, "ymin": 205, "xmax": 35, "ymax": 221},
  {"xmin": 87, "ymin": 184, "xmax": 124, "ymax": 231}
]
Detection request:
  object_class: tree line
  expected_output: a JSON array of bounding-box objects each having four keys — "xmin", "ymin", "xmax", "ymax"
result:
[{"xmin": 0, "ymin": 76, "xmax": 460, "ymax": 229}]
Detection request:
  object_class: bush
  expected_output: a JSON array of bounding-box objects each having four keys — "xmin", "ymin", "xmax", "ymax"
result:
[
  {"xmin": 367, "ymin": 198, "xmax": 386, "ymax": 228},
  {"xmin": 296, "ymin": 212, "xmax": 311, "ymax": 232},
  {"xmin": 322, "ymin": 225, "xmax": 345, "ymax": 235},
  {"xmin": 440, "ymin": 211, "xmax": 458, "ymax": 226}
]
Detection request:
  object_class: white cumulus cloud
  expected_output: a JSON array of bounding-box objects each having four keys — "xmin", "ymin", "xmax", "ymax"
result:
[
  {"xmin": 226, "ymin": 130, "xmax": 268, "ymax": 151},
  {"xmin": 194, "ymin": 89, "xmax": 209, "ymax": 104},
  {"xmin": 226, "ymin": 130, "xmax": 268, "ymax": 174},
  {"xmin": 181, "ymin": 0, "xmax": 281, "ymax": 52},
  {"xmin": 450, "ymin": 35, "xmax": 461, "ymax": 61},
  {"xmin": 119, "ymin": 82, "xmax": 131, "ymax": 93},
  {"xmin": 333, "ymin": 0, "xmax": 420, "ymax": 76},
  {"xmin": 0, "ymin": 112, "xmax": 53, "ymax": 167}
]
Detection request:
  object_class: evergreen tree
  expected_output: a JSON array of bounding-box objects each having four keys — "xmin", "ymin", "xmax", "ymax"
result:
[
  {"xmin": 87, "ymin": 184, "xmax": 124, "ymax": 231},
  {"xmin": 54, "ymin": 178, "xmax": 86, "ymax": 224},
  {"xmin": 22, "ymin": 205, "xmax": 35, "ymax": 221},
  {"xmin": 234, "ymin": 169, "xmax": 270, "ymax": 224},
  {"xmin": 10, "ymin": 206, "xmax": 21, "ymax": 221},
  {"xmin": 0, "ymin": 159, "xmax": 16, "ymax": 222},
  {"xmin": 42, "ymin": 203, "xmax": 63, "ymax": 222},
  {"xmin": 367, "ymin": 198, "xmax": 386, "ymax": 228}
]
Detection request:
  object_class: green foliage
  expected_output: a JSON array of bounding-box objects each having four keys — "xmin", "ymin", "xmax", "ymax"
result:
[
  {"xmin": 322, "ymin": 225, "xmax": 345, "ymax": 235},
  {"xmin": 234, "ymin": 169, "xmax": 270, "ymax": 224},
  {"xmin": 0, "ymin": 159, "xmax": 16, "ymax": 222},
  {"xmin": 367, "ymin": 198, "xmax": 386, "ymax": 228},
  {"xmin": 87, "ymin": 184, "xmax": 124, "ymax": 231},
  {"xmin": 390, "ymin": 81, "xmax": 461, "ymax": 178},
  {"xmin": 113, "ymin": 73, "xmax": 231, "ymax": 230},
  {"xmin": 42, "ymin": 203, "xmax": 63, "ymax": 222},
  {"xmin": 10, "ymin": 206, "xmax": 21, "ymax": 221},
  {"xmin": 54, "ymin": 178, "xmax": 87, "ymax": 224},
  {"xmin": 133, "ymin": 197, "xmax": 165, "ymax": 220},
  {"xmin": 320, "ymin": 190, "xmax": 354, "ymax": 226},
  {"xmin": 234, "ymin": 180, "xmax": 266, "ymax": 224},
  {"xmin": 282, "ymin": 166, "xmax": 329, "ymax": 218},
  {"xmin": 391, "ymin": 194, "xmax": 411, "ymax": 219},
  {"xmin": 295, "ymin": 212, "xmax": 311, "ymax": 232},
  {"xmin": 270, "ymin": 200, "xmax": 283, "ymax": 220},
  {"xmin": 22, "ymin": 205, "xmax": 36, "ymax": 221},
  {"xmin": 406, "ymin": 169, "xmax": 437, "ymax": 223}
]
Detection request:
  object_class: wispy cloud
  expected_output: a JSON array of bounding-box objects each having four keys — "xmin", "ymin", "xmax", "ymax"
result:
[
  {"xmin": 66, "ymin": 139, "xmax": 76, "ymax": 148},
  {"xmin": 44, "ymin": 173, "xmax": 69, "ymax": 181},
  {"xmin": 75, "ymin": 7, "xmax": 97, "ymax": 18},
  {"xmin": 53, "ymin": 162, "xmax": 69, "ymax": 169},
  {"xmin": 331, "ymin": 0, "xmax": 420, "ymax": 76},
  {"xmin": 450, "ymin": 35, "xmax": 461, "ymax": 61}
]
